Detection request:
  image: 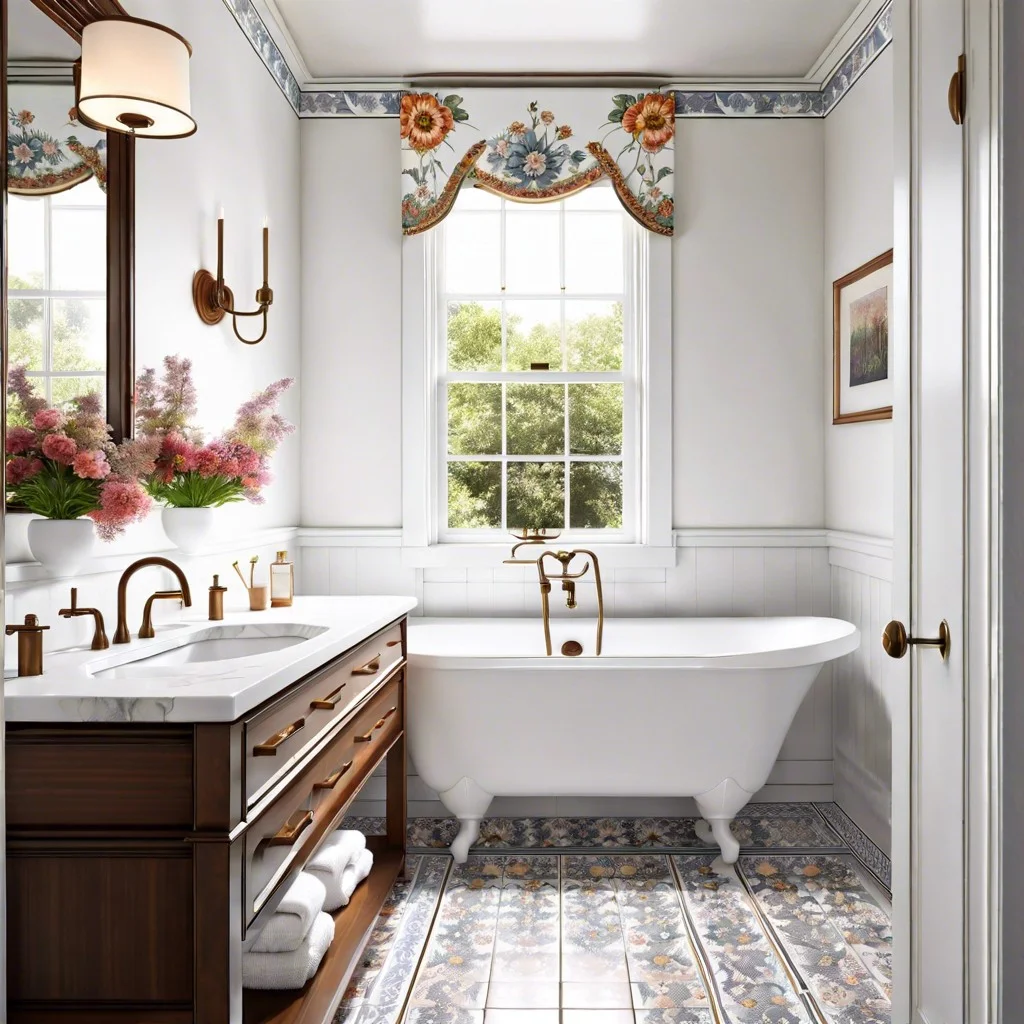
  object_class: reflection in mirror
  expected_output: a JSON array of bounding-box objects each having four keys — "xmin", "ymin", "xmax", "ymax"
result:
[{"xmin": 6, "ymin": 0, "xmax": 108, "ymax": 414}]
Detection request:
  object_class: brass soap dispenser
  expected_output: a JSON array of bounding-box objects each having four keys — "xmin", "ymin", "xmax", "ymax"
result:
[
  {"xmin": 6, "ymin": 614, "xmax": 50, "ymax": 676},
  {"xmin": 269, "ymin": 550, "xmax": 294, "ymax": 608}
]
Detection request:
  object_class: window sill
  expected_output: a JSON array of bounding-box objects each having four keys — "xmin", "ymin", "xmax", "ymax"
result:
[{"xmin": 399, "ymin": 544, "xmax": 677, "ymax": 570}]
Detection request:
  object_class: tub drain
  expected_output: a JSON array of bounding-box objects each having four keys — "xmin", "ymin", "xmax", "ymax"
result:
[{"xmin": 561, "ymin": 640, "xmax": 583, "ymax": 657}]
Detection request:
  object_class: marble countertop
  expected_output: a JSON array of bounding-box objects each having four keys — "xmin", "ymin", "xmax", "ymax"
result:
[{"xmin": 4, "ymin": 596, "xmax": 417, "ymax": 723}]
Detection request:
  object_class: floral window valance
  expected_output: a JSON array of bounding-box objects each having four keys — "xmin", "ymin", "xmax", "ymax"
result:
[
  {"xmin": 401, "ymin": 89, "xmax": 675, "ymax": 236},
  {"xmin": 7, "ymin": 83, "xmax": 107, "ymax": 196}
]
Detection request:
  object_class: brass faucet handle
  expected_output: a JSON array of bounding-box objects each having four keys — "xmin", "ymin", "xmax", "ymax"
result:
[
  {"xmin": 5, "ymin": 614, "xmax": 49, "ymax": 635},
  {"xmin": 139, "ymin": 590, "xmax": 187, "ymax": 640}
]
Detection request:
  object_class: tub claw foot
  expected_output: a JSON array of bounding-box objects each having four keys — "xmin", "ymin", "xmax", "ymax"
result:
[
  {"xmin": 695, "ymin": 778, "xmax": 753, "ymax": 865},
  {"xmin": 451, "ymin": 819, "xmax": 481, "ymax": 864},
  {"xmin": 706, "ymin": 817, "xmax": 741, "ymax": 864},
  {"xmin": 438, "ymin": 777, "xmax": 493, "ymax": 865}
]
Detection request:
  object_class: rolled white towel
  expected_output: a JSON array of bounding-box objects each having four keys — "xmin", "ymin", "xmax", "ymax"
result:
[
  {"xmin": 306, "ymin": 830, "xmax": 366, "ymax": 908},
  {"xmin": 330, "ymin": 846, "xmax": 374, "ymax": 912},
  {"xmin": 250, "ymin": 872, "xmax": 327, "ymax": 954},
  {"xmin": 242, "ymin": 911, "xmax": 335, "ymax": 990}
]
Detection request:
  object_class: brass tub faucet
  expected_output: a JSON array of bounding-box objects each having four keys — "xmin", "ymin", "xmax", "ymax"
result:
[
  {"xmin": 537, "ymin": 549, "xmax": 604, "ymax": 657},
  {"xmin": 114, "ymin": 557, "xmax": 193, "ymax": 644},
  {"xmin": 59, "ymin": 588, "xmax": 108, "ymax": 650},
  {"xmin": 502, "ymin": 533, "xmax": 604, "ymax": 656}
]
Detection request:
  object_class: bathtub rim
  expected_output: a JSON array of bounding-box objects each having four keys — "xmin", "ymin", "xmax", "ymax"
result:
[{"xmin": 407, "ymin": 615, "xmax": 860, "ymax": 671}]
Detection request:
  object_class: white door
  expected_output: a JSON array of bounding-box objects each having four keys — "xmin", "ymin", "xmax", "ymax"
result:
[{"xmin": 892, "ymin": 0, "xmax": 969, "ymax": 1021}]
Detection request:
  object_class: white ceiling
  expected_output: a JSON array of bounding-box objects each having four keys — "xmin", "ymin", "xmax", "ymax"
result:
[
  {"xmin": 270, "ymin": 0, "xmax": 867, "ymax": 82},
  {"xmin": 7, "ymin": 0, "xmax": 81, "ymax": 62}
]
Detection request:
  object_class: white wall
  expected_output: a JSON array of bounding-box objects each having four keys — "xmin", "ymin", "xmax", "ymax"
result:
[
  {"xmin": 129, "ymin": 0, "xmax": 302, "ymax": 532},
  {"xmin": 824, "ymin": 50, "xmax": 895, "ymax": 538},
  {"xmin": 300, "ymin": 117, "xmax": 826, "ymax": 532},
  {"xmin": 822, "ymin": 51, "xmax": 896, "ymax": 854},
  {"xmin": 673, "ymin": 118, "xmax": 825, "ymax": 528},
  {"xmin": 300, "ymin": 120, "xmax": 402, "ymax": 527}
]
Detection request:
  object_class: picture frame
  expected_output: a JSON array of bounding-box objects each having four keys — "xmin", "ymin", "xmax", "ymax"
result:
[{"xmin": 833, "ymin": 248, "xmax": 894, "ymax": 424}]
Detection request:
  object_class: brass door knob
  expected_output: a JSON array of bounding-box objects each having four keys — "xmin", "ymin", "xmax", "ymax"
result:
[{"xmin": 882, "ymin": 619, "xmax": 951, "ymax": 661}]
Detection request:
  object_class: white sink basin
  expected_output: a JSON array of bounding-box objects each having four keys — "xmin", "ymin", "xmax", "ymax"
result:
[{"xmin": 89, "ymin": 624, "xmax": 328, "ymax": 678}]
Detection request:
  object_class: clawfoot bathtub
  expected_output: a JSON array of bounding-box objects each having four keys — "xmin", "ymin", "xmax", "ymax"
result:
[{"xmin": 407, "ymin": 616, "xmax": 859, "ymax": 863}]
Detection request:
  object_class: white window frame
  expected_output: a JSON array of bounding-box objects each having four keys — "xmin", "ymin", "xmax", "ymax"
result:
[
  {"xmin": 8, "ymin": 189, "xmax": 106, "ymax": 404},
  {"xmin": 402, "ymin": 188, "xmax": 673, "ymax": 569}
]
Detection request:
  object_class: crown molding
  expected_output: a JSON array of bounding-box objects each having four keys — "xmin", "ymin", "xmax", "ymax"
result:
[{"xmin": 224, "ymin": 0, "xmax": 892, "ymax": 119}]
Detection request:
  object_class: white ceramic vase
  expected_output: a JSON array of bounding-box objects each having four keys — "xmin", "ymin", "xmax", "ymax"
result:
[
  {"xmin": 27, "ymin": 517, "xmax": 96, "ymax": 577},
  {"xmin": 162, "ymin": 506, "xmax": 215, "ymax": 554}
]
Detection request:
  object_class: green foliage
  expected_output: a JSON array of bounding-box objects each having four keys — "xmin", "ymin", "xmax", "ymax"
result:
[
  {"xmin": 7, "ymin": 273, "xmax": 103, "ymax": 413},
  {"xmin": 14, "ymin": 462, "xmax": 99, "ymax": 520},
  {"xmin": 508, "ymin": 462, "xmax": 564, "ymax": 529},
  {"xmin": 444, "ymin": 301, "xmax": 626, "ymax": 531},
  {"xmin": 448, "ymin": 462, "xmax": 500, "ymax": 529},
  {"xmin": 147, "ymin": 472, "xmax": 247, "ymax": 509}
]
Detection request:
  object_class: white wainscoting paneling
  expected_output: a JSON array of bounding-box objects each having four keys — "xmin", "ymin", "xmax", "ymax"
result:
[{"xmin": 828, "ymin": 533, "xmax": 893, "ymax": 855}]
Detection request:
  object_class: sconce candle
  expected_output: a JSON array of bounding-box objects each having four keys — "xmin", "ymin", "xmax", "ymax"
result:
[{"xmin": 192, "ymin": 212, "xmax": 274, "ymax": 344}]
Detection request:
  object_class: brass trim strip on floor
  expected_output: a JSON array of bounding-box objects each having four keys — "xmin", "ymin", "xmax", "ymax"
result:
[
  {"xmin": 732, "ymin": 857, "xmax": 829, "ymax": 1024},
  {"xmin": 666, "ymin": 855, "xmax": 727, "ymax": 1024},
  {"xmin": 371, "ymin": 854, "xmax": 453, "ymax": 1024}
]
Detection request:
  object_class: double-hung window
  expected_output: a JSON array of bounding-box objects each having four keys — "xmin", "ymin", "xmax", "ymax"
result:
[
  {"xmin": 7, "ymin": 178, "xmax": 107, "ymax": 408},
  {"xmin": 437, "ymin": 185, "xmax": 638, "ymax": 541}
]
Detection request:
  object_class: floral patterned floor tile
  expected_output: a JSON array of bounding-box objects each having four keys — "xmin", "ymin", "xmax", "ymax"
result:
[
  {"xmin": 737, "ymin": 855, "xmax": 892, "ymax": 1023},
  {"xmin": 673, "ymin": 854, "xmax": 814, "ymax": 1024},
  {"xmin": 336, "ymin": 856, "xmax": 450, "ymax": 1023},
  {"xmin": 490, "ymin": 857, "xmax": 560, "ymax": 982},
  {"xmin": 333, "ymin": 845, "xmax": 892, "ymax": 1024},
  {"xmin": 562, "ymin": 856, "xmax": 712, "ymax": 1015},
  {"xmin": 368, "ymin": 810, "xmax": 844, "ymax": 853}
]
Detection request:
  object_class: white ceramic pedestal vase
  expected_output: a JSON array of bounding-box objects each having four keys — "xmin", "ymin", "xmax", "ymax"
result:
[
  {"xmin": 162, "ymin": 506, "xmax": 215, "ymax": 554},
  {"xmin": 27, "ymin": 517, "xmax": 96, "ymax": 576}
]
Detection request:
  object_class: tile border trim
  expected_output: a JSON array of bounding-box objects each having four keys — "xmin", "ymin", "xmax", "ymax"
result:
[
  {"xmin": 814, "ymin": 800, "xmax": 892, "ymax": 893},
  {"xmin": 225, "ymin": 2, "xmax": 892, "ymax": 120}
]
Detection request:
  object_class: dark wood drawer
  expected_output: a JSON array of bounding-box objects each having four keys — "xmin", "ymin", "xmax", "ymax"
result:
[
  {"xmin": 243, "ymin": 672, "xmax": 403, "ymax": 930},
  {"xmin": 6, "ymin": 726, "xmax": 193, "ymax": 830},
  {"xmin": 243, "ymin": 620, "xmax": 403, "ymax": 808}
]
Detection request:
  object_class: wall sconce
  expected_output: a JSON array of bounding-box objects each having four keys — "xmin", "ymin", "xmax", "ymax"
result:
[
  {"xmin": 75, "ymin": 16, "xmax": 196, "ymax": 138},
  {"xmin": 192, "ymin": 213, "xmax": 274, "ymax": 345}
]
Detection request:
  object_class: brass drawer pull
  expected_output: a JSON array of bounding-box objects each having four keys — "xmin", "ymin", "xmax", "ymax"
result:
[
  {"xmin": 351, "ymin": 654, "xmax": 382, "ymax": 676},
  {"xmin": 267, "ymin": 808, "xmax": 314, "ymax": 846},
  {"xmin": 355, "ymin": 706, "xmax": 398, "ymax": 742},
  {"xmin": 313, "ymin": 760, "xmax": 354, "ymax": 791},
  {"xmin": 310, "ymin": 683, "xmax": 346, "ymax": 711},
  {"xmin": 253, "ymin": 717, "xmax": 305, "ymax": 756},
  {"xmin": 386, "ymin": 639, "xmax": 402, "ymax": 648}
]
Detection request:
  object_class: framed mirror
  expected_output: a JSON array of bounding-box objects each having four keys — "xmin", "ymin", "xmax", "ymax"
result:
[{"xmin": 5, "ymin": 0, "xmax": 133, "ymax": 443}]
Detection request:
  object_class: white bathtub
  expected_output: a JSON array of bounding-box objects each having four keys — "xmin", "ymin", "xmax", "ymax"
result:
[{"xmin": 407, "ymin": 616, "xmax": 859, "ymax": 863}]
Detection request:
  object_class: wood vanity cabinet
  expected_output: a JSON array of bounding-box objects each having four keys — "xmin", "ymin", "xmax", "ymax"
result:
[{"xmin": 5, "ymin": 616, "xmax": 409, "ymax": 1024}]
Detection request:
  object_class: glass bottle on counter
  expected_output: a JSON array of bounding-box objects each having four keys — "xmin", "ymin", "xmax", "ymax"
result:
[{"xmin": 269, "ymin": 550, "xmax": 294, "ymax": 607}]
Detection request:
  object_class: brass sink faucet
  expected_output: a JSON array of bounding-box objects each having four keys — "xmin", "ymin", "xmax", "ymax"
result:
[
  {"xmin": 59, "ymin": 587, "xmax": 108, "ymax": 650},
  {"xmin": 113, "ymin": 556, "xmax": 193, "ymax": 644}
]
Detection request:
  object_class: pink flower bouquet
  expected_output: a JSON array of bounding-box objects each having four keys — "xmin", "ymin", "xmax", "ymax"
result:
[
  {"xmin": 136, "ymin": 356, "xmax": 294, "ymax": 508},
  {"xmin": 6, "ymin": 366, "xmax": 152, "ymax": 540}
]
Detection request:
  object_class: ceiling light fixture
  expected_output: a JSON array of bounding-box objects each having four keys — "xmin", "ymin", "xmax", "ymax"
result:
[{"xmin": 76, "ymin": 16, "xmax": 196, "ymax": 139}]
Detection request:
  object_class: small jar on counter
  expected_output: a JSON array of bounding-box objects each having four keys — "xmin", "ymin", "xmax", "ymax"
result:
[{"xmin": 270, "ymin": 550, "xmax": 294, "ymax": 608}]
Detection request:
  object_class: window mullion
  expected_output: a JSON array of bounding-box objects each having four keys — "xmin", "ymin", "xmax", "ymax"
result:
[{"xmin": 43, "ymin": 196, "xmax": 53, "ymax": 402}]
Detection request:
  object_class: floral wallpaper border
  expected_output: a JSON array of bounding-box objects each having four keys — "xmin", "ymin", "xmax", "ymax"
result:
[
  {"xmin": 673, "ymin": 1, "xmax": 892, "ymax": 119},
  {"xmin": 220, "ymin": 0, "xmax": 301, "ymax": 114},
  {"xmin": 223, "ymin": 0, "xmax": 891, "ymax": 121}
]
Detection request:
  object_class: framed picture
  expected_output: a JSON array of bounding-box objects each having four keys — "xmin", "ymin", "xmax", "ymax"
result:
[{"xmin": 833, "ymin": 248, "xmax": 894, "ymax": 424}]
